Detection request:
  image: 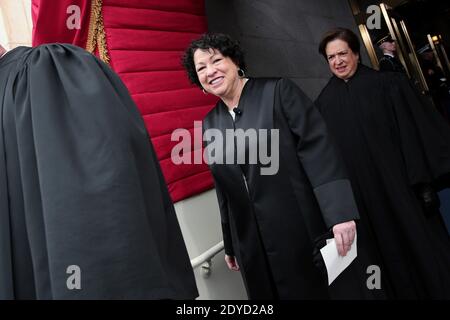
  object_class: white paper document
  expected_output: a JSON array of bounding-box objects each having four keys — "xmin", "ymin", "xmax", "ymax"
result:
[{"xmin": 320, "ymin": 233, "xmax": 357, "ymax": 285}]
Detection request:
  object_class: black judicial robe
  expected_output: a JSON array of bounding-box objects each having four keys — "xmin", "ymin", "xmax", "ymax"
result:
[
  {"xmin": 0, "ymin": 44, "xmax": 198, "ymax": 299},
  {"xmin": 202, "ymin": 78, "xmax": 360, "ymax": 299},
  {"xmin": 315, "ymin": 64, "xmax": 450, "ymax": 299}
]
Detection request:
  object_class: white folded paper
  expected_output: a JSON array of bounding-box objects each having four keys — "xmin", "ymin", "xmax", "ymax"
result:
[{"xmin": 320, "ymin": 232, "xmax": 357, "ymax": 285}]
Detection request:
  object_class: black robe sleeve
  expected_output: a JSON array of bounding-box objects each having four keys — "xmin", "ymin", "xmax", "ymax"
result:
[
  {"xmin": 202, "ymin": 119, "xmax": 235, "ymax": 256},
  {"xmin": 214, "ymin": 181, "xmax": 234, "ymax": 256},
  {"xmin": 277, "ymin": 79, "xmax": 359, "ymax": 228},
  {"xmin": 386, "ymin": 72, "xmax": 450, "ymax": 189},
  {"xmin": 3, "ymin": 44, "xmax": 197, "ymax": 299}
]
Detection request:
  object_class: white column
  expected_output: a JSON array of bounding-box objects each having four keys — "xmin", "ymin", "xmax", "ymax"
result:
[{"xmin": 0, "ymin": 0, "xmax": 32, "ymax": 49}]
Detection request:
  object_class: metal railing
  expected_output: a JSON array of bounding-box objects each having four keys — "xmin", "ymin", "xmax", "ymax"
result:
[{"xmin": 191, "ymin": 241, "xmax": 224, "ymax": 278}]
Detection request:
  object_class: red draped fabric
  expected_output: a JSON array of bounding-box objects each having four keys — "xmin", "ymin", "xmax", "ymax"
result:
[
  {"xmin": 32, "ymin": 0, "xmax": 91, "ymax": 48},
  {"xmin": 31, "ymin": 0, "xmax": 216, "ymax": 202}
]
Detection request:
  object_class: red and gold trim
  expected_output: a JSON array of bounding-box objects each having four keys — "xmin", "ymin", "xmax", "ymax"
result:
[{"xmin": 86, "ymin": 0, "xmax": 110, "ymax": 64}]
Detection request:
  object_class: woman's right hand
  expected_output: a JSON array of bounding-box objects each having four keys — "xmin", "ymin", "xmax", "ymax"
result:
[{"xmin": 225, "ymin": 255, "xmax": 240, "ymax": 271}]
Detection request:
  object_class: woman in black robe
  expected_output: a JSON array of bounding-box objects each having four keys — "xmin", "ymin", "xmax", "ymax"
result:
[
  {"xmin": 315, "ymin": 28, "xmax": 450, "ymax": 299},
  {"xmin": 0, "ymin": 44, "xmax": 198, "ymax": 299},
  {"xmin": 182, "ymin": 33, "xmax": 361, "ymax": 299}
]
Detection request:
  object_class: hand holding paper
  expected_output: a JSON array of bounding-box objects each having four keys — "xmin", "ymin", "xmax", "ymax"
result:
[{"xmin": 320, "ymin": 232, "xmax": 357, "ymax": 285}]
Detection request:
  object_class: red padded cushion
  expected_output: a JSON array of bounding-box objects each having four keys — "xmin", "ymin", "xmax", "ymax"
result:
[{"xmin": 32, "ymin": 0, "xmax": 216, "ymax": 202}]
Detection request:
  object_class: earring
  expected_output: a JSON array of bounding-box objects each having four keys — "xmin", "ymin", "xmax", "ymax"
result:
[
  {"xmin": 237, "ymin": 68, "xmax": 246, "ymax": 78},
  {"xmin": 202, "ymin": 88, "xmax": 208, "ymax": 95}
]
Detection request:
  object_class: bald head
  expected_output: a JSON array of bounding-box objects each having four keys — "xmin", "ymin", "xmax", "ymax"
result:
[
  {"xmin": 379, "ymin": 41, "xmax": 396, "ymax": 55},
  {"xmin": 0, "ymin": 45, "xmax": 6, "ymax": 58}
]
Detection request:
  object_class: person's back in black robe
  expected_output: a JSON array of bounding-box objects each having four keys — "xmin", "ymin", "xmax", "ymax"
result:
[
  {"xmin": 315, "ymin": 64, "xmax": 450, "ymax": 299},
  {"xmin": 0, "ymin": 44, "xmax": 198, "ymax": 299}
]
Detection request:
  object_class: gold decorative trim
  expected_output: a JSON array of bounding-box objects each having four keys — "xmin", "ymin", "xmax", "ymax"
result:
[
  {"xmin": 96, "ymin": 15, "xmax": 110, "ymax": 64},
  {"xmin": 85, "ymin": 0, "xmax": 98, "ymax": 54},
  {"xmin": 86, "ymin": 0, "xmax": 110, "ymax": 65}
]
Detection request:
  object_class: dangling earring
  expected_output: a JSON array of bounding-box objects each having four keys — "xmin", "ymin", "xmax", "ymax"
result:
[
  {"xmin": 237, "ymin": 68, "xmax": 246, "ymax": 78},
  {"xmin": 202, "ymin": 88, "xmax": 208, "ymax": 95}
]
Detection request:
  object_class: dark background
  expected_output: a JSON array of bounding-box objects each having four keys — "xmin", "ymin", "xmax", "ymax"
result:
[
  {"xmin": 205, "ymin": 0, "xmax": 449, "ymax": 100},
  {"xmin": 205, "ymin": 0, "xmax": 369, "ymax": 100}
]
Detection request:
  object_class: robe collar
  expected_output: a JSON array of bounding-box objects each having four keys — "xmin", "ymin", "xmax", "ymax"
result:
[
  {"xmin": 330, "ymin": 64, "xmax": 373, "ymax": 86},
  {"xmin": 217, "ymin": 78, "xmax": 253, "ymax": 116}
]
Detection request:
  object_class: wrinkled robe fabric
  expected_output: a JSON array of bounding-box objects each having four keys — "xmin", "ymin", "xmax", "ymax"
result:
[{"xmin": 0, "ymin": 44, "xmax": 198, "ymax": 299}]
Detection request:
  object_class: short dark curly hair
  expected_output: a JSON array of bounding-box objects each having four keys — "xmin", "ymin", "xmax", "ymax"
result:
[
  {"xmin": 182, "ymin": 33, "xmax": 246, "ymax": 88},
  {"xmin": 318, "ymin": 28, "xmax": 361, "ymax": 60}
]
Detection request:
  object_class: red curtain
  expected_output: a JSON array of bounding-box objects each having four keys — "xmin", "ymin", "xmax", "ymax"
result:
[{"xmin": 32, "ymin": 0, "xmax": 216, "ymax": 202}]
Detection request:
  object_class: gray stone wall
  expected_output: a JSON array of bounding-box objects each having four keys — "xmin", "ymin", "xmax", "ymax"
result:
[{"xmin": 205, "ymin": 0, "xmax": 368, "ymax": 100}]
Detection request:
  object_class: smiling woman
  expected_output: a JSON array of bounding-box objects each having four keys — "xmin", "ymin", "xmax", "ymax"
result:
[
  {"xmin": 194, "ymin": 48, "xmax": 246, "ymax": 107},
  {"xmin": 182, "ymin": 33, "xmax": 361, "ymax": 300}
]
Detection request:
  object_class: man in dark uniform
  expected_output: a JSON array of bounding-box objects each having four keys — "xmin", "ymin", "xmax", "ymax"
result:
[
  {"xmin": 376, "ymin": 34, "xmax": 407, "ymax": 74},
  {"xmin": 418, "ymin": 45, "xmax": 450, "ymax": 119}
]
